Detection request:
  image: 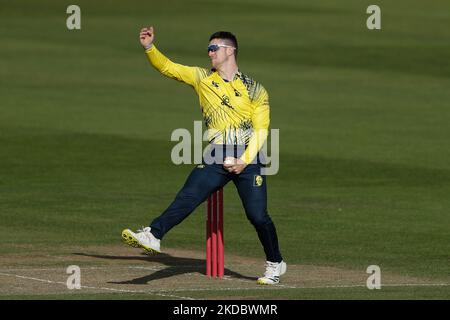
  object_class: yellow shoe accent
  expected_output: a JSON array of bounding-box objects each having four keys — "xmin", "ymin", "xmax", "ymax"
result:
[
  {"xmin": 121, "ymin": 229, "xmax": 140, "ymax": 248},
  {"xmin": 257, "ymin": 278, "xmax": 270, "ymax": 285}
]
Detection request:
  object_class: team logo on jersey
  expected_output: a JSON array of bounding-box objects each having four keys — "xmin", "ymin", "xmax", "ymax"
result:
[
  {"xmin": 234, "ymin": 89, "xmax": 241, "ymax": 97},
  {"xmin": 254, "ymin": 175, "xmax": 263, "ymax": 187},
  {"xmin": 220, "ymin": 95, "xmax": 234, "ymax": 109},
  {"xmin": 211, "ymin": 81, "xmax": 219, "ymax": 88}
]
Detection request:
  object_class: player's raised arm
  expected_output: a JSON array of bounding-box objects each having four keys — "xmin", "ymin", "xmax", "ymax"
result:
[
  {"xmin": 139, "ymin": 26, "xmax": 155, "ymax": 49},
  {"xmin": 140, "ymin": 26, "xmax": 206, "ymax": 88}
]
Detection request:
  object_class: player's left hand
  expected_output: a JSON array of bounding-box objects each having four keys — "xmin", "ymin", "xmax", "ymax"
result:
[{"xmin": 223, "ymin": 157, "xmax": 247, "ymax": 175}]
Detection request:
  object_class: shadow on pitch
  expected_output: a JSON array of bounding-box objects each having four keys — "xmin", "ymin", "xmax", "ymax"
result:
[{"xmin": 73, "ymin": 252, "xmax": 256, "ymax": 284}]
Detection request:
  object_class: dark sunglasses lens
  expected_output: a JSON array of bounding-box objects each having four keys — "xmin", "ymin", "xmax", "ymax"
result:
[{"xmin": 207, "ymin": 45, "xmax": 219, "ymax": 52}]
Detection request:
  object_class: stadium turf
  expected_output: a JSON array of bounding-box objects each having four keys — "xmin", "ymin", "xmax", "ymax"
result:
[{"xmin": 0, "ymin": 0, "xmax": 449, "ymax": 299}]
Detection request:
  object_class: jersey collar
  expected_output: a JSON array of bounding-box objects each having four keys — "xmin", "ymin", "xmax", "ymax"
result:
[{"xmin": 211, "ymin": 69, "xmax": 243, "ymax": 82}]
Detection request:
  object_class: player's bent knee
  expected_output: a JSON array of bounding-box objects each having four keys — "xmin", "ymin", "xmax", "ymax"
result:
[
  {"xmin": 247, "ymin": 213, "xmax": 272, "ymax": 227},
  {"xmin": 175, "ymin": 189, "xmax": 206, "ymax": 204}
]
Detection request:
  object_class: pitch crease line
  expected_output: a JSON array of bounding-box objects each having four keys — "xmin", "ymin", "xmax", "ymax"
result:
[{"xmin": 0, "ymin": 272, "xmax": 195, "ymax": 300}]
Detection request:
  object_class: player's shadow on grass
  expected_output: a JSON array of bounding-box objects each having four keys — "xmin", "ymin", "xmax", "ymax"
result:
[{"xmin": 73, "ymin": 252, "xmax": 256, "ymax": 284}]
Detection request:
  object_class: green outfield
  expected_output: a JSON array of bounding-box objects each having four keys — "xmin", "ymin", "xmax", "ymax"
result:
[{"xmin": 0, "ymin": 0, "xmax": 449, "ymax": 299}]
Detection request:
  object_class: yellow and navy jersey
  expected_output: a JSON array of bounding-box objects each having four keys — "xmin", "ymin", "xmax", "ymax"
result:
[{"xmin": 145, "ymin": 45, "xmax": 270, "ymax": 164}]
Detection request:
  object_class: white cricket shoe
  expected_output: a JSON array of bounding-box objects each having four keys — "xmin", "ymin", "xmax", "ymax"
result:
[
  {"xmin": 121, "ymin": 227, "xmax": 161, "ymax": 254},
  {"xmin": 256, "ymin": 260, "xmax": 287, "ymax": 285}
]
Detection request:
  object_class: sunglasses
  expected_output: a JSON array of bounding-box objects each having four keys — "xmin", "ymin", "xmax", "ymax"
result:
[{"xmin": 207, "ymin": 44, "xmax": 236, "ymax": 53}]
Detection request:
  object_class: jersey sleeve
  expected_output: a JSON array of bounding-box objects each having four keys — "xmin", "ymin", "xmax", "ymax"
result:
[
  {"xmin": 145, "ymin": 45, "xmax": 209, "ymax": 90},
  {"xmin": 240, "ymin": 86, "xmax": 270, "ymax": 164}
]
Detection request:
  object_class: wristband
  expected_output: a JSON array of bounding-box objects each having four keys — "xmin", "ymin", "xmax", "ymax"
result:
[{"xmin": 144, "ymin": 44, "xmax": 153, "ymax": 50}]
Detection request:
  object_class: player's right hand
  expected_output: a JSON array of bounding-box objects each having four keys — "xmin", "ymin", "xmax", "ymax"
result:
[{"xmin": 140, "ymin": 26, "xmax": 155, "ymax": 48}]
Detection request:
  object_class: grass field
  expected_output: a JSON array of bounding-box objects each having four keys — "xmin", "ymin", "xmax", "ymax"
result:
[{"xmin": 0, "ymin": 0, "xmax": 449, "ymax": 299}]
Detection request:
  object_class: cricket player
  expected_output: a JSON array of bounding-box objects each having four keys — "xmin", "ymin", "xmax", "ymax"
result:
[{"xmin": 122, "ymin": 26, "xmax": 286, "ymax": 284}]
